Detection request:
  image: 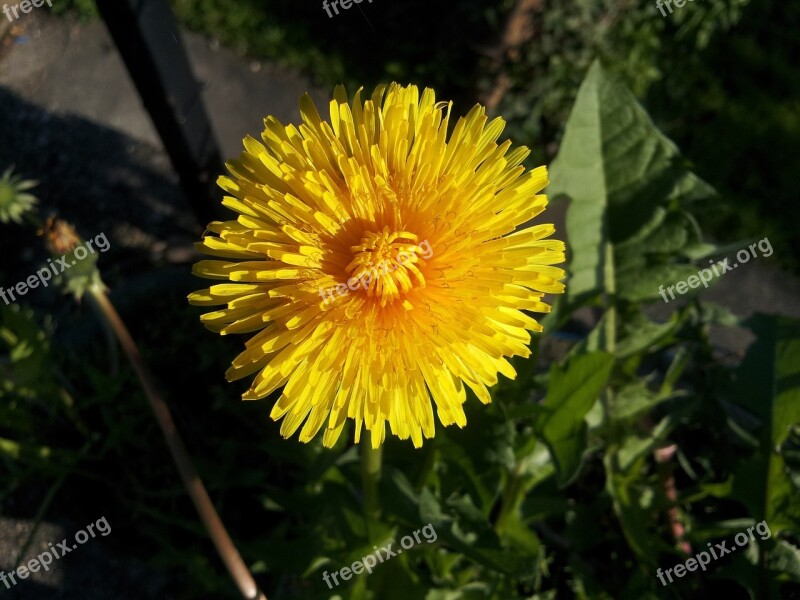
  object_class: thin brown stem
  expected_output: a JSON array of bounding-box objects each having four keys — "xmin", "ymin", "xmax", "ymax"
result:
[
  {"xmin": 655, "ymin": 443, "xmax": 692, "ymax": 555},
  {"xmin": 87, "ymin": 287, "xmax": 267, "ymax": 600}
]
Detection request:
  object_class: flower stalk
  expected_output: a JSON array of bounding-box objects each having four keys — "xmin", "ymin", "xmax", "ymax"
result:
[
  {"xmin": 86, "ymin": 287, "xmax": 267, "ymax": 600},
  {"xmin": 361, "ymin": 434, "xmax": 383, "ymax": 522}
]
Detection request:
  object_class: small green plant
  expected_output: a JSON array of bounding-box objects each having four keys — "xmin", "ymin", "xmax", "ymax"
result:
[{"xmin": 0, "ymin": 167, "xmax": 38, "ymax": 225}]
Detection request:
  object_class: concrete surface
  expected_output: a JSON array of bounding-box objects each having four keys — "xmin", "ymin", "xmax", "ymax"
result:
[
  {"xmin": 0, "ymin": 11, "xmax": 329, "ymax": 158},
  {"xmin": 0, "ymin": 517, "xmax": 166, "ymax": 599}
]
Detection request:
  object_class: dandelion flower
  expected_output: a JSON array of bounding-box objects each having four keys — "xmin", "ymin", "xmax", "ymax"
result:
[{"xmin": 189, "ymin": 84, "xmax": 565, "ymax": 448}]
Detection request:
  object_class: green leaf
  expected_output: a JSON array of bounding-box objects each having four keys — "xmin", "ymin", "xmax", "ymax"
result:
[
  {"xmin": 535, "ymin": 351, "xmax": 614, "ymax": 486},
  {"xmin": 417, "ymin": 488, "xmax": 539, "ymax": 578},
  {"xmin": 603, "ymin": 449, "xmax": 662, "ymax": 566},
  {"xmin": 424, "ymin": 583, "xmax": 493, "ymax": 600},
  {"xmin": 383, "ymin": 472, "xmax": 540, "ymax": 578},
  {"xmin": 731, "ymin": 315, "xmax": 800, "ymax": 596},
  {"xmin": 609, "ymin": 381, "xmax": 674, "ymax": 423},
  {"xmin": 616, "ymin": 263, "xmax": 701, "ymax": 303},
  {"xmin": 732, "ymin": 315, "xmax": 800, "ymax": 536},
  {"xmin": 734, "ymin": 315, "xmax": 800, "ymax": 531},
  {"xmin": 768, "ymin": 539, "xmax": 800, "ymax": 583},
  {"xmin": 624, "ymin": 212, "xmax": 689, "ymax": 255},
  {"xmin": 549, "ymin": 60, "xmax": 716, "ymax": 303},
  {"xmin": 616, "ymin": 414, "xmax": 674, "ymax": 472},
  {"xmin": 615, "ymin": 312, "xmax": 680, "ymax": 359}
]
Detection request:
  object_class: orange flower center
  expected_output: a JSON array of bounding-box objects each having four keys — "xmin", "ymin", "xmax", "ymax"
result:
[{"xmin": 345, "ymin": 227, "xmax": 427, "ymax": 306}]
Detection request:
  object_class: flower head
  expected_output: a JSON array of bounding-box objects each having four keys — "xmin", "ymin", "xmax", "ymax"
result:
[
  {"xmin": 0, "ymin": 167, "xmax": 38, "ymax": 225},
  {"xmin": 190, "ymin": 84, "xmax": 565, "ymax": 448}
]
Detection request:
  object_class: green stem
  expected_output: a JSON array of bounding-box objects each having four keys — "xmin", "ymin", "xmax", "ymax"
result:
[
  {"xmin": 415, "ymin": 441, "xmax": 436, "ymax": 490},
  {"xmin": 603, "ymin": 240, "xmax": 616, "ymax": 354},
  {"xmin": 23, "ymin": 212, "xmax": 43, "ymax": 229},
  {"xmin": 603, "ymin": 240, "xmax": 616, "ymax": 415},
  {"xmin": 361, "ymin": 434, "xmax": 383, "ymax": 521},
  {"xmin": 495, "ymin": 464, "xmax": 523, "ymax": 533}
]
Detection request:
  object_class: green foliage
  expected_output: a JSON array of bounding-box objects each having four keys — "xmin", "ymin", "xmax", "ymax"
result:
[
  {"xmin": 167, "ymin": 0, "xmax": 498, "ymax": 107},
  {"xmin": 646, "ymin": 0, "xmax": 800, "ymax": 271},
  {"xmin": 550, "ymin": 60, "xmax": 717, "ymax": 306},
  {"xmin": 535, "ymin": 351, "xmax": 614, "ymax": 486},
  {"xmin": 732, "ymin": 316, "xmax": 800, "ymax": 540},
  {"xmin": 541, "ymin": 62, "xmax": 798, "ymax": 599}
]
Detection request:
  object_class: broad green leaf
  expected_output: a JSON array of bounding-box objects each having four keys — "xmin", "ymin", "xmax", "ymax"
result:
[
  {"xmin": 368, "ymin": 555, "xmax": 436, "ymax": 600},
  {"xmin": 549, "ymin": 60, "xmax": 716, "ymax": 303},
  {"xmin": 731, "ymin": 315, "xmax": 800, "ymax": 596},
  {"xmin": 619, "ymin": 211, "xmax": 689, "ymax": 255},
  {"xmin": 732, "ymin": 315, "xmax": 800, "ymax": 536},
  {"xmin": 535, "ymin": 351, "xmax": 614, "ymax": 486}
]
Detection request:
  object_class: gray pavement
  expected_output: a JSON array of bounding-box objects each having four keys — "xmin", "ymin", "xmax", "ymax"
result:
[
  {"xmin": 0, "ymin": 11, "xmax": 328, "ymax": 158},
  {"xmin": 0, "ymin": 517, "xmax": 167, "ymax": 599}
]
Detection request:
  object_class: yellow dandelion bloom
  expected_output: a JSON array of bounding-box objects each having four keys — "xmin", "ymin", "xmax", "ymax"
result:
[{"xmin": 189, "ymin": 83, "xmax": 566, "ymax": 449}]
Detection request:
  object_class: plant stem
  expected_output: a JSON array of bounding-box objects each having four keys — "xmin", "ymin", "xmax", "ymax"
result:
[
  {"xmin": 603, "ymin": 240, "xmax": 616, "ymax": 354},
  {"xmin": 495, "ymin": 463, "xmax": 523, "ymax": 533},
  {"xmin": 654, "ymin": 443, "xmax": 691, "ymax": 555},
  {"xmin": 415, "ymin": 441, "xmax": 436, "ymax": 490},
  {"xmin": 87, "ymin": 287, "xmax": 266, "ymax": 600},
  {"xmin": 361, "ymin": 433, "xmax": 383, "ymax": 521}
]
